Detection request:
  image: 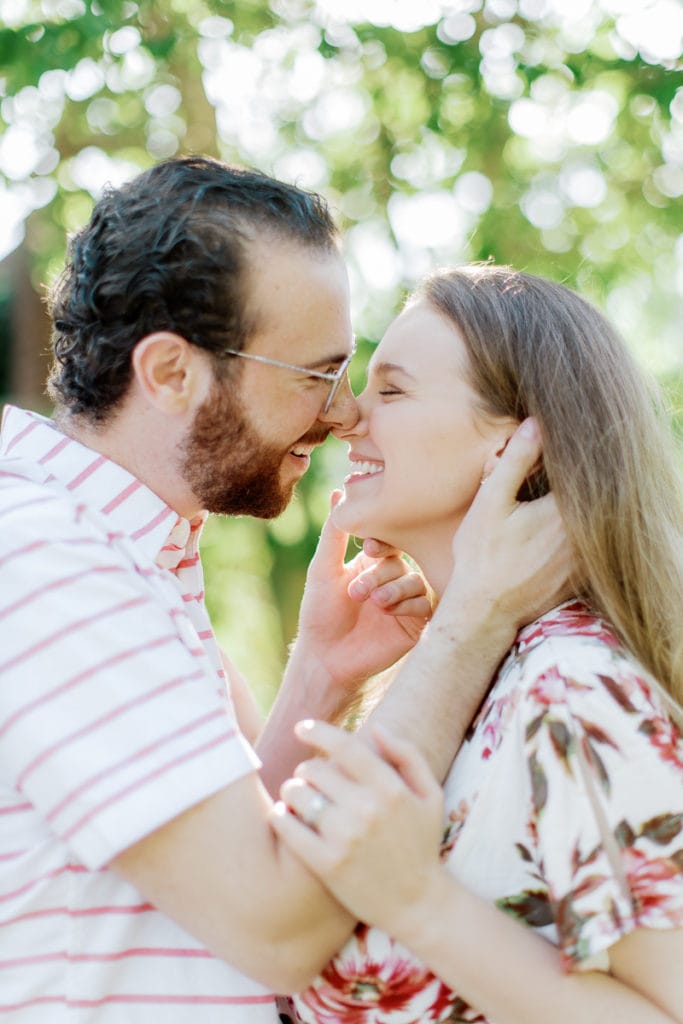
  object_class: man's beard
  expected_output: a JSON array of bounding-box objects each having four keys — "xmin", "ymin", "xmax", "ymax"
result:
[{"xmin": 179, "ymin": 378, "xmax": 328, "ymax": 518}]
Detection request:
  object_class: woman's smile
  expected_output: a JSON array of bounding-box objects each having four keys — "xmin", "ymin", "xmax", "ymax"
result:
[{"xmin": 345, "ymin": 454, "xmax": 385, "ymax": 484}]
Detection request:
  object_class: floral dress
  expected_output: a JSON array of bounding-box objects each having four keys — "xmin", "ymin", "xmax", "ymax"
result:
[{"xmin": 285, "ymin": 602, "xmax": 683, "ymax": 1024}]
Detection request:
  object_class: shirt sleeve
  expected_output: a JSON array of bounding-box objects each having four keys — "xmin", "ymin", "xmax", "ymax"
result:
[
  {"xmin": 1, "ymin": 492, "xmax": 260, "ymax": 869},
  {"xmin": 520, "ymin": 643, "xmax": 683, "ymax": 969}
]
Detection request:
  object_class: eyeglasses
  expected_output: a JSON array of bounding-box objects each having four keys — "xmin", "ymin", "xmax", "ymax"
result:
[{"xmin": 222, "ymin": 339, "xmax": 356, "ymax": 413}]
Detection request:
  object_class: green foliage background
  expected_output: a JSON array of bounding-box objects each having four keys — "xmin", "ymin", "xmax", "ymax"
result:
[{"xmin": 1, "ymin": 0, "xmax": 681, "ymax": 709}]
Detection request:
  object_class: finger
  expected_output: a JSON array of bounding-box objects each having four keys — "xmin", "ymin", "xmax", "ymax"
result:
[
  {"xmin": 510, "ymin": 491, "xmax": 564, "ymax": 542},
  {"xmin": 362, "ymin": 537, "xmax": 400, "ymax": 558},
  {"xmin": 309, "ymin": 492, "xmax": 351, "ymax": 573},
  {"xmin": 279, "ymin": 776, "xmax": 333, "ymax": 830},
  {"xmin": 294, "ymin": 720, "xmax": 395, "ymax": 782},
  {"xmin": 270, "ymin": 802, "xmax": 333, "ymax": 874},
  {"xmin": 346, "ymin": 556, "xmax": 407, "ymax": 601},
  {"xmin": 373, "ymin": 595, "xmax": 433, "ymax": 622},
  {"xmin": 370, "ymin": 725, "xmax": 439, "ymax": 800},
  {"xmin": 349, "ymin": 560, "xmax": 424, "ymax": 602},
  {"xmin": 294, "ymin": 756, "xmax": 359, "ymax": 806},
  {"xmin": 370, "ymin": 581, "xmax": 430, "ymax": 610},
  {"xmin": 480, "ymin": 418, "xmax": 543, "ymax": 510}
]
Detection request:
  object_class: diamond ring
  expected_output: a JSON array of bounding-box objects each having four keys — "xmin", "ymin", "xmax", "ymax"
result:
[{"xmin": 301, "ymin": 790, "xmax": 330, "ymax": 831}]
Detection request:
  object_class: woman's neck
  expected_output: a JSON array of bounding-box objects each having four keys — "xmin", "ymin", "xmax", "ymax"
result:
[{"xmin": 401, "ymin": 521, "xmax": 461, "ymax": 601}]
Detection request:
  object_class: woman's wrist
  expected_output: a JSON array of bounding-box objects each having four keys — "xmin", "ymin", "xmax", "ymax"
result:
[{"xmin": 381, "ymin": 864, "xmax": 458, "ymax": 954}]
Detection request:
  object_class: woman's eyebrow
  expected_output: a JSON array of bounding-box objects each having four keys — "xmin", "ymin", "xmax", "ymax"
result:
[{"xmin": 368, "ymin": 360, "xmax": 418, "ymax": 381}]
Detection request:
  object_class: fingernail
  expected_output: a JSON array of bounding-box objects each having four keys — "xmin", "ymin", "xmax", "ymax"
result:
[
  {"xmin": 348, "ymin": 578, "xmax": 369, "ymax": 599},
  {"xmin": 372, "ymin": 585, "xmax": 394, "ymax": 606},
  {"xmin": 519, "ymin": 418, "xmax": 538, "ymax": 439},
  {"xmin": 296, "ymin": 719, "xmax": 315, "ymax": 734},
  {"xmin": 272, "ymin": 801, "xmax": 286, "ymax": 817}
]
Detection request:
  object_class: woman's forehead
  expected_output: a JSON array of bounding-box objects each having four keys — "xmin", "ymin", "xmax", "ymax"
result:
[{"xmin": 370, "ymin": 303, "xmax": 469, "ymax": 376}]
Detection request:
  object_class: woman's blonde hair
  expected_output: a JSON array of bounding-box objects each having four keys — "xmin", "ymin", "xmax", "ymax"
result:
[{"xmin": 415, "ymin": 264, "xmax": 683, "ymax": 710}]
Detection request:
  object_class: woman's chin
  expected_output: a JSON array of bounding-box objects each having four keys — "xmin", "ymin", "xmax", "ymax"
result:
[{"xmin": 331, "ymin": 497, "xmax": 381, "ymax": 541}]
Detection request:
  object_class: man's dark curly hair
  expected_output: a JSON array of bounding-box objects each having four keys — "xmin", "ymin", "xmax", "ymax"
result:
[{"xmin": 47, "ymin": 155, "xmax": 339, "ymax": 422}]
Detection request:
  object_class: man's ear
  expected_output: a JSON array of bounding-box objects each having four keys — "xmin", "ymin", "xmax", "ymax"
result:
[{"xmin": 131, "ymin": 332, "xmax": 203, "ymax": 414}]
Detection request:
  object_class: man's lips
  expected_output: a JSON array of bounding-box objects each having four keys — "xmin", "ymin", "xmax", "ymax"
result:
[{"xmin": 290, "ymin": 429, "xmax": 331, "ymax": 457}]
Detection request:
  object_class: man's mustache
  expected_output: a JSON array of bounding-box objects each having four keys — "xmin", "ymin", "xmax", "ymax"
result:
[{"xmin": 296, "ymin": 427, "xmax": 332, "ymax": 447}]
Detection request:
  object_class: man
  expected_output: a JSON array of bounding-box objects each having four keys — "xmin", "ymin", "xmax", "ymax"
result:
[{"xmin": 0, "ymin": 156, "xmax": 569, "ymax": 1020}]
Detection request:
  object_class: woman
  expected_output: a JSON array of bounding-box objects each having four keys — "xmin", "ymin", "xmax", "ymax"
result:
[{"xmin": 272, "ymin": 265, "xmax": 683, "ymax": 1023}]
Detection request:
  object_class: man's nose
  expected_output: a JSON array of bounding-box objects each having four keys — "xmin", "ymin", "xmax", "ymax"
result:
[{"xmin": 318, "ymin": 375, "xmax": 359, "ymax": 435}]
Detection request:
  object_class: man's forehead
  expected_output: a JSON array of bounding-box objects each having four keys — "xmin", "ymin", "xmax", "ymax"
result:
[{"xmin": 241, "ymin": 242, "xmax": 352, "ymax": 360}]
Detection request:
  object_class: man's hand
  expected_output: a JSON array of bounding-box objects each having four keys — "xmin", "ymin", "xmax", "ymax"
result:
[
  {"xmin": 293, "ymin": 491, "xmax": 433, "ymax": 691},
  {"xmin": 257, "ymin": 498, "xmax": 432, "ymax": 795}
]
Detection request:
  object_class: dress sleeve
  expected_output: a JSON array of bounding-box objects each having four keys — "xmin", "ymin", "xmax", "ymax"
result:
[{"xmin": 520, "ymin": 646, "xmax": 683, "ymax": 969}]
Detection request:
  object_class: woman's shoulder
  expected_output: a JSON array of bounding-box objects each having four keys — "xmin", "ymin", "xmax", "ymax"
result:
[
  {"xmin": 493, "ymin": 601, "xmax": 678, "ymax": 746},
  {"xmin": 506, "ymin": 601, "xmax": 647, "ymax": 698},
  {"xmin": 515, "ymin": 599, "xmax": 621, "ymax": 656},
  {"xmin": 496, "ymin": 601, "xmax": 681, "ymax": 769}
]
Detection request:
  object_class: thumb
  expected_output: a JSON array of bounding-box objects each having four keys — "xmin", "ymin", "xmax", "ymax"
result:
[
  {"xmin": 371, "ymin": 725, "xmax": 439, "ymax": 800},
  {"xmin": 484, "ymin": 418, "xmax": 542, "ymax": 508},
  {"xmin": 309, "ymin": 490, "xmax": 350, "ymax": 574}
]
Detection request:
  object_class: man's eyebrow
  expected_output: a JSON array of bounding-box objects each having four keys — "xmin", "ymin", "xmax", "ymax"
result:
[
  {"xmin": 307, "ymin": 351, "xmax": 349, "ymax": 370},
  {"xmin": 368, "ymin": 360, "xmax": 418, "ymax": 381},
  {"xmin": 306, "ymin": 340, "xmax": 356, "ymax": 370}
]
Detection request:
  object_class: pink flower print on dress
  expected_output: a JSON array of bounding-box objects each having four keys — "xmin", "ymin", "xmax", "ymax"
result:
[
  {"xmin": 479, "ymin": 689, "xmax": 521, "ymax": 760},
  {"xmin": 638, "ymin": 714, "xmax": 683, "ymax": 772},
  {"xmin": 441, "ymin": 798, "xmax": 472, "ymax": 858},
  {"xmin": 296, "ymin": 926, "xmax": 454, "ymax": 1024},
  {"xmin": 517, "ymin": 602, "xmax": 619, "ymax": 654},
  {"xmin": 622, "ymin": 843, "xmax": 683, "ymax": 922}
]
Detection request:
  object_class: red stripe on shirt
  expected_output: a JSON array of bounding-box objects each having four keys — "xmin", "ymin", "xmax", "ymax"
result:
[
  {"xmin": 66, "ymin": 454, "xmax": 107, "ymax": 490},
  {"xmin": 0, "ymin": 801, "xmax": 32, "ymax": 815},
  {"xmin": 0, "ymin": 902, "xmax": 155, "ymax": 928},
  {"xmin": 39, "ymin": 436, "xmax": 71, "ymax": 464},
  {"xmin": 0, "ymin": 863, "xmax": 87, "ymax": 904},
  {"xmin": 3, "ymin": 418, "xmax": 38, "ymax": 454},
  {"xmin": 61, "ymin": 732, "xmax": 237, "ymax": 842},
  {"xmin": 0, "ymin": 632, "xmax": 178, "ymax": 740},
  {"xmin": 0, "ymin": 532, "xmax": 127, "ymax": 571},
  {"xmin": 131, "ymin": 506, "xmax": 176, "ymax": 541},
  {"xmin": 0, "ymin": 594, "xmax": 150, "ymax": 676},
  {"xmin": 0, "ymin": 537, "xmax": 47, "ymax": 570},
  {"xmin": 101, "ymin": 478, "xmax": 143, "ymax": 514},
  {"xmin": 40, "ymin": 695, "xmax": 219, "ymax": 816},
  {"xmin": 176, "ymin": 553, "xmax": 200, "ymax": 569},
  {"xmin": 2, "ymin": 947, "xmax": 215, "ymax": 969},
  {"xmin": 0, "ymin": 564, "xmax": 128, "ymax": 622},
  {"xmin": 0, "ymin": 493, "xmax": 54, "ymax": 519},
  {"xmin": 0, "ymin": 994, "xmax": 275, "ymax": 1010}
]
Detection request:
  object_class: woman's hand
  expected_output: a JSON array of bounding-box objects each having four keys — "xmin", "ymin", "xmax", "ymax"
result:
[
  {"xmin": 271, "ymin": 718, "xmax": 445, "ymax": 937},
  {"xmin": 272, "ymin": 722, "xmax": 683, "ymax": 1024}
]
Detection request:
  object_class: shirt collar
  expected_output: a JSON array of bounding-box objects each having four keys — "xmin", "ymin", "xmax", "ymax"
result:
[{"xmin": 0, "ymin": 405, "xmax": 205, "ymax": 570}]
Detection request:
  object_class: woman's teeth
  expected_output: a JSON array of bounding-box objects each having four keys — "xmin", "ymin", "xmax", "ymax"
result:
[{"xmin": 352, "ymin": 461, "xmax": 383, "ymax": 475}]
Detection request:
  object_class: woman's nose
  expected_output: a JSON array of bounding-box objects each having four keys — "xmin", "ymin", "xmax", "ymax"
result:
[
  {"xmin": 318, "ymin": 374, "xmax": 360, "ymax": 435},
  {"xmin": 328, "ymin": 383, "xmax": 371, "ymax": 441}
]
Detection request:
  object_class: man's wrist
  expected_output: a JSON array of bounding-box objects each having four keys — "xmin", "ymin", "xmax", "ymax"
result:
[
  {"xmin": 282, "ymin": 643, "xmax": 364, "ymax": 724},
  {"xmin": 428, "ymin": 584, "xmax": 516, "ymax": 660}
]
